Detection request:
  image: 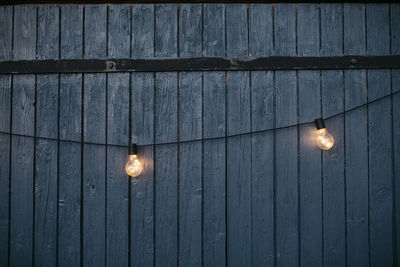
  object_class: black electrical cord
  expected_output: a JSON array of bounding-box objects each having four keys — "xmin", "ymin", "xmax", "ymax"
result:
[{"xmin": 1, "ymin": 90, "xmax": 399, "ymax": 148}]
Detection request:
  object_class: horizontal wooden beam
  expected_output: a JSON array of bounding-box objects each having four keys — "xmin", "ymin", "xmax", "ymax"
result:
[{"xmin": 0, "ymin": 56, "xmax": 399, "ymax": 74}]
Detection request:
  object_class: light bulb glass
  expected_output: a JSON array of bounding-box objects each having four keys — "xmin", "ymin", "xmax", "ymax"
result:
[
  {"xmin": 125, "ymin": 154, "xmax": 143, "ymax": 177},
  {"xmin": 316, "ymin": 128, "xmax": 334, "ymax": 150}
]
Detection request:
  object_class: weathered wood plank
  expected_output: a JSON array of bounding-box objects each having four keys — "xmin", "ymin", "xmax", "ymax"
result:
[
  {"xmin": 84, "ymin": 5, "xmax": 107, "ymax": 59},
  {"xmin": 37, "ymin": 5, "xmax": 59, "ymax": 60},
  {"xmin": 251, "ymin": 132, "xmax": 274, "ymax": 266},
  {"xmin": 58, "ymin": 141, "xmax": 81, "ymax": 267},
  {"xmin": 0, "ymin": 134, "xmax": 10, "ymax": 266},
  {"xmin": 250, "ymin": 4, "xmax": 273, "ymax": 57},
  {"xmin": 274, "ymin": 4, "xmax": 296, "ymax": 56},
  {"xmin": 0, "ymin": 6, "xmax": 13, "ymax": 60},
  {"xmin": 130, "ymin": 146, "xmax": 154, "ymax": 267},
  {"xmin": 322, "ymin": 71, "xmax": 343, "ymax": 118},
  {"xmin": 83, "ymin": 144, "xmax": 106, "ymax": 267},
  {"xmin": 203, "ymin": 4, "xmax": 225, "ymax": 57},
  {"xmin": 297, "ymin": 4, "xmax": 319, "ymax": 57},
  {"xmin": 0, "ymin": 75, "xmax": 11, "ymax": 133},
  {"xmin": 298, "ymin": 71, "xmax": 322, "ymax": 267},
  {"xmin": 84, "ymin": 74, "xmax": 106, "ymax": 143},
  {"xmin": 13, "ymin": 6, "xmax": 36, "ymax": 60},
  {"xmin": 368, "ymin": 97, "xmax": 393, "ymax": 266},
  {"xmin": 155, "ymin": 4, "xmax": 177, "ymax": 57},
  {"xmin": 393, "ymin": 92, "xmax": 400, "ymax": 266},
  {"xmin": 60, "ymin": 74, "xmax": 82, "ymax": 142},
  {"xmin": 10, "ymin": 136, "xmax": 34, "ymax": 267},
  {"xmin": 34, "ymin": 139, "xmax": 58, "ymax": 267},
  {"xmin": 226, "ymin": 4, "xmax": 248, "ymax": 57},
  {"xmin": 36, "ymin": 75, "xmax": 58, "ymax": 139},
  {"xmin": 107, "ymin": 73, "xmax": 129, "ymax": 146},
  {"xmin": 106, "ymin": 146, "xmax": 129, "ymax": 267},
  {"xmin": 345, "ymin": 106, "xmax": 369, "ymax": 267},
  {"xmin": 108, "ymin": 4, "xmax": 130, "ymax": 58},
  {"xmin": 321, "ymin": 4, "xmax": 342, "ymax": 56},
  {"xmin": 392, "ymin": 4, "xmax": 400, "ymax": 97},
  {"xmin": 275, "ymin": 71, "xmax": 297, "ymax": 128},
  {"xmin": 132, "ymin": 4, "xmax": 154, "ymax": 58},
  {"xmin": 179, "ymin": 4, "xmax": 202, "ymax": 57},
  {"xmin": 60, "ymin": 5, "xmax": 83, "ymax": 59},
  {"xmin": 251, "ymin": 71, "xmax": 273, "ymax": 131},
  {"xmin": 12, "ymin": 75, "xmax": 35, "ymax": 136}
]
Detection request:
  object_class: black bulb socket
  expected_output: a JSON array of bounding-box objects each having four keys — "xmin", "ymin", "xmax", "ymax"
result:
[
  {"xmin": 129, "ymin": 143, "xmax": 138, "ymax": 155},
  {"xmin": 315, "ymin": 118, "xmax": 326, "ymax": 130}
]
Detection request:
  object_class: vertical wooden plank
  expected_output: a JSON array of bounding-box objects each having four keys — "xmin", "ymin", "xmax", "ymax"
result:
[
  {"xmin": 12, "ymin": 75, "xmax": 35, "ymax": 136},
  {"xmin": 131, "ymin": 5, "xmax": 155, "ymax": 267},
  {"xmin": 203, "ymin": 4, "xmax": 225, "ymax": 57},
  {"xmin": 60, "ymin": 5, "xmax": 83, "ymax": 59},
  {"xmin": 297, "ymin": 4, "xmax": 319, "ymax": 56},
  {"xmin": 34, "ymin": 140, "xmax": 58, "ymax": 267},
  {"xmin": 249, "ymin": 4, "xmax": 273, "ymax": 57},
  {"xmin": 178, "ymin": 6, "xmax": 202, "ymax": 264},
  {"xmin": 36, "ymin": 75, "xmax": 58, "ymax": 139},
  {"xmin": 274, "ymin": 4, "xmax": 296, "ymax": 56},
  {"xmin": 106, "ymin": 146, "xmax": 128, "ymax": 267},
  {"xmin": 37, "ymin": 5, "xmax": 59, "ymax": 60},
  {"xmin": 0, "ymin": 134, "xmax": 10, "ymax": 266},
  {"xmin": 132, "ymin": 4, "xmax": 154, "ymax": 58},
  {"xmin": 155, "ymin": 4, "xmax": 177, "ymax": 57},
  {"xmin": 0, "ymin": 6, "xmax": 13, "ymax": 61},
  {"xmin": 0, "ymin": 75, "xmax": 11, "ymax": 133},
  {"xmin": 83, "ymin": 144, "xmax": 106, "ymax": 267},
  {"xmin": 58, "ymin": 141, "xmax": 81, "ymax": 267},
  {"xmin": 392, "ymin": 5, "xmax": 400, "ymax": 95},
  {"xmin": 393, "ymin": 92, "xmax": 400, "ymax": 266},
  {"xmin": 107, "ymin": 74, "xmax": 129, "ymax": 146},
  {"xmin": 226, "ymin": 4, "xmax": 251, "ymax": 267},
  {"xmin": 84, "ymin": 5, "xmax": 107, "ymax": 59},
  {"xmin": 10, "ymin": 136, "xmax": 34, "ymax": 267},
  {"xmin": 321, "ymin": 4, "xmax": 342, "ymax": 57},
  {"xmin": 203, "ymin": 5, "xmax": 226, "ymax": 264},
  {"xmin": 13, "ymin": 6, "xmax": 36, "ymax": 60},
  {"xmin": 108, "ymin": 4, "xmax": 130, "ymax": 58}
]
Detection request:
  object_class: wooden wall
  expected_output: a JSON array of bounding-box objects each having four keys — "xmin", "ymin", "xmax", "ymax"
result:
[{"xmin": 0, "ymin": 3, "xmax": 399, "ymax": 267}]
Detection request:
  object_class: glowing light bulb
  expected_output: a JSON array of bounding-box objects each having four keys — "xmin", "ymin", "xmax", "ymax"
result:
[
  {"xmin": 126, "ymin": 144, "xmax": 143, "ymax": 177},
  {"xmin": 315, "ymin": 118, "xmax": 334, "ymax": 151}
]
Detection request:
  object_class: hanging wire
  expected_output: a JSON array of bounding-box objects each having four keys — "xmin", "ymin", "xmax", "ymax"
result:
[{"xmin": 1, "ymin": 90, "xmax": 399, "ymax": 148}]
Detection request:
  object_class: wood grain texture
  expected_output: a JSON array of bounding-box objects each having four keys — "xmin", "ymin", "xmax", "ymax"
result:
[
  {"xmin": 203, "ymin": 4, "xmax": 225, "ymax": 57},
  {"xmin": 60, "ymin": 5, "xmax": 83, "ymax": 59},
  {"xmin": 60, "ymin": 74, "xmax": 82, "ymax": 142},
  {"xmin": 12, "ymin": 75, "xmax": 35, "ymax": 136},
  {"xmin": 106, "ymin": 146, "xmax": 129, "ymax": 267},
  {"xmin": 155, "ymin": 4, "xmax": 177, "ymax": 57},
  {"xmin": 34, "ymin": 139, "xmax": 58, "ymax": 267},
  {"xmin": 179, "ymin": 4, "xmax": 202, "ymax": 57},
  {"xmin": 37, "ymin": 5, "xmax": 59, "ymax": 60},
  {"xmin": 132, "ymin": 4, "xmax": 154, "ymax": 58},
  {"xmin": 58, "ymin": 141, "xmax": 81, "ymax": 267},
  {"xmin": 251, "ymin": 71, "xmax": 273, "ymax": 131},
  {"xmin": 130, "ymin": 146, "xmax": 154, "ymax": 267},
  {"xmin": 13, "ymin": 6, "xmax": 36, "ymax": 60},
  {"xmin": 227, "ymin": 72, "xmax": 250, "ymax": 135},
  {"xmin": 366, "ymin": 4, "xmax": 390, "ymax": 56},
  {"xmin": 226, "ymin": 4, "xmax": 248, "ymax": 57},
  {"xmin": 393, "ymin": 92, "xmax": 400, "ymax": 266},
  {"xmin": 297, "ymin": 4, "xmax": 319, "ymax": 57},
  {"xmin": 0, "ymin": 134, "xmax": 10, "ymax": 266},
  {"xmin": 107, "ymin": 73, "xmax": 129, "ymax": 146},
  {"xmin": 83, "ymin": 144, "xmax": 106, "ymax": 267},
  {"xmin": 0, "ymin": 6, "xmax": 13, "ymax": 60},
  {"xmin": 275, "ymin": 71, "xmax": 297, "ymax": 127},
  {"xmin": 0, "ymin": 75, "xmax": 11, "ymax": 133},
  {"xmin": 250, "ymin": 4, "xmax": 273, "ymax": 57},
  {"xmin": 368, "ymin": 98, "xmax": 393, "ymax": 266},
  {"xmin": 84, "ymin": 74, "xmax": 106, "ymax": 143},
  {"xmin": 274, "ymin": 4, "xmax": 296, "ymax": 56},
  {"xmin": 108, "ymin": 4, "xmax": 130, "ymax": 58},
  {"xmin": 321, "ymin": 4, "xmax": 342, "ymax": 56},
  {"xmin": 203, "ymin": 72, "xmax": 225, "ymax": 138},
  {"xmin": 84, "ymin": 5, "xmax": 107, "ymax": 58},
  {"xmin": 36, "ymin": 75, "xmax": 58, "ymax": 139},
  {"xmin": 10, "ymin": 136, "xmax": 34, "ymax": 267}
]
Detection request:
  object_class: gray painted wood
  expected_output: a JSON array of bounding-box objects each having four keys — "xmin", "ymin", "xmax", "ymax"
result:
[
  {"xmin": 84, "ymin": 74, "xmax": 106, "ymax": 143},
  {"xmin": 37, "ymin": 5, "xmax": 59, "ymax": 60},
  {"xmin": 368, "ymin": 98, "xmax": 393, "ymax": 266},
  {"xmin": 366, "ymin": 4, "xmax": 390, "ymax": 56},
  {"xmin": 60, "ymin": 74, "xmax": 82, "ymax": 142},
  {"xmin": 34, "ymin": 139, "xmax": 58, "ymax": 267},
  {"xmin": 0, "ymin": 134, "xmax": 10, "ymax": 266},
  {"xmin": 251, "ymin": 71, "xmax": 274, "ymax": 131},
  {"xmin": 155, "ymin": 4, "xmax": 177, "ymax": 57},
  {"xmin": 250, "ymin": 4, "xmax": 273, "ymax": 57},
  {"xmin": 0, "ymin": 6, "xmax": 13, "ymax": 61},
  {"xmin": 85, "ymin": 5, "xmax": 107, "ymax": 59},
  {"xmin": 322, "ymin": 71, "xmax": 343, "ymax": 118},
  {"xmin": 36, "ymin": 75, "xmax": 58, "ymax": 139},
  {"xmin": 393, "ymin": 92, "xmax": 400, "ymax": 266},
  {"xmin": 107, "ymin": 73, "xmax": 129, "ymax": 146},
  {"xmin": 108, "ymin": 4, "xmax": 130, "ymax": 58},
  {"xmin": 179, "ymin": 4, "xmax": 202, "ymax": 57},
  {"xmin": 297, "ymin": 4, "xmax": 320, "ymax": 57},
  {"xmin": 0, "ymin": 75, "xmax": 11, "ymax": 133},
  {"xmin": 132, "ymin": 4, "xmax": 154, "ymax": 58},
  {"xmin": 130, "ymin": 146, "xmax": 154, "ymax": 267},
  {"xmin": 226, "ymin": 4, "xmax": 248, "ymax": 57},
  {"xmin": 106, "ymin": 146, "xmax": 129, "ymax": 267},
  {"xmin": 12, "ymin": 75, "xmax": 35, "ymax": 136},
  {"xmin": 10, "ymin": 136, "xmax": 34, "ymax": 267},
  {"xmin": 83, "ymin": 144, "xmax": 106, "ymax": 267},
  {"xmin": 275, "ymin": 71, "xmax": 297, "ymax": 128},
  {"xmin": 274, "ymin": 4, "xmax": 296, "ymax": 56},
  {"xmin": 13, "ymin": 6, "xmax": 36, "ymax": 60},
  {"xmin": 60, "ymin": 5, "xmax": 83, "ymax": 59},
  {"xmin": 321, "ymin": 4, "xmax": 343, "ymax": 56},
  {"xmin": 203, "ymin": 4, "xmax": 225, "ymax": 57},
  {"xmin": 58, "ymin": 141, "xmax": 81, "ymax": 267}
]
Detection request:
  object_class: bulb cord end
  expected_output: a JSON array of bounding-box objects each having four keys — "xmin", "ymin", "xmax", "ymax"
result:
[
  {"xmin": 129, "ymin": 143, "xmax": 138, "ymax": 155},
  {"xmin": 315, "ymin": 118, "xmax": 326, "ymax": 130}
]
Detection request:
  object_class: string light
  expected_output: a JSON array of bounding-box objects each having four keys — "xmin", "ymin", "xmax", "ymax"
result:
[
  {"xmin": 315, "ymin": 118, "xmax": 334, "ymax": 150},
  {"xmin": 125, "ymin": 144, "xmax": 143, "ymax": 177}
]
